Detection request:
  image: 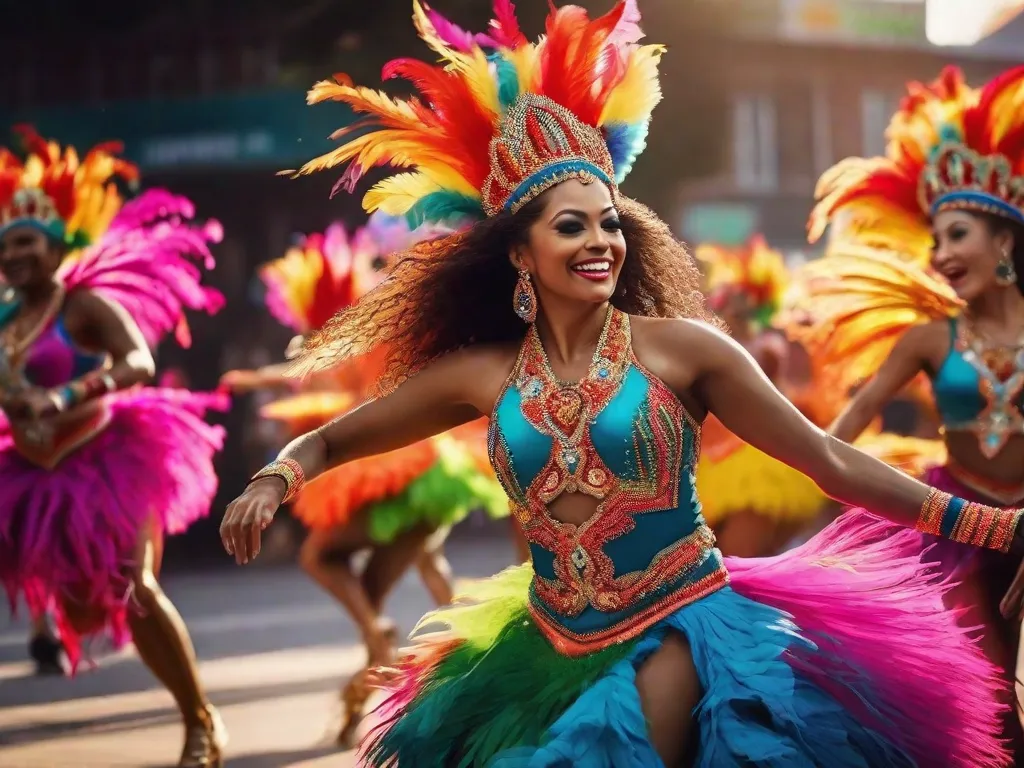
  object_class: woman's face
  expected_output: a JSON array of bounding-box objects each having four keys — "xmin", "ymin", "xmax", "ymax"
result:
[
  {"xmin": 513, "ymin": 179, "xmax": 626, "ymax": 309},
  {"xmin": 0, "ymin": 225, "xmax": 62, "ymax": 290},
  {"xmin": 931, "ymin": 210, "xmax": 1012, "ymax": 301},
  {"xmin": 710, "ymin": 289, "xmax": 752, "ymax": 334}
]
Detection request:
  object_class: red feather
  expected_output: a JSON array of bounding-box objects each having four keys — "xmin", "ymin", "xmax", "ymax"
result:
[
  {"xmin": 490, "ymin": 0, "xmax": 528, "ymax": 48},
  {"xmin": 382, "ymin": 58, "xmax": 494, "ymax": 185}
]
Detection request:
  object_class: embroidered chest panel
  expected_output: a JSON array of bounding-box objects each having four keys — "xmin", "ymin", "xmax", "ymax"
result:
[
  {"xmin": 488, "ymin": 310, "xmax": 724, "ymax": 653},
  {"xmin": 951, "ymin": 320, "xmax": 1024, "ymax": 458}
]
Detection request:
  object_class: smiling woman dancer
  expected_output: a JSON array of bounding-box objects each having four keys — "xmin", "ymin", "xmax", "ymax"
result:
[
  {"xmin": 0, "ymin": 127, "xmax": 227, "ymax": 767},
  {"xmin": 221, "ymin": 3, "xmax": 1018, "ymax": 765}
]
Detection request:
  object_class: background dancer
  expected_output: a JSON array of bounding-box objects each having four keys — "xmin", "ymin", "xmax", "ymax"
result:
[
  {"xmin": 0, "ymin": 127, "xmax": 228, "ymax": 767},
  {"xmin": 220, "ymin": 215, "xmax": 507, "ymax": 746},
  {"xmin": 694, "ymin": 236, "xmax": 826, "ymax": 555},
  {"xmin": 795, "ymin": 64, "xmax": 1024, "ymax": 754}
]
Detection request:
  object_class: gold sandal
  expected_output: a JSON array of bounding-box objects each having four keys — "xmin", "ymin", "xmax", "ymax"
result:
[
  {"xmin": 179, "ymin": 704, "xmax": 228, "ymax": 768},
  {"xmin": 337, "ymin": 668, "xmax": 372, "ymax": 749}
]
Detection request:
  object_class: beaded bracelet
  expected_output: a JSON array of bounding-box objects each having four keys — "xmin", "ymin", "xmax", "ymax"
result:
[
  {"xmin": 249, "ymin": 458, "xmax": 306, "ymax": 504},
  {"xmin": 916, "ymin": 488, "xmax": 1024, "ymax": 553},
  {"xmin": 50, "ymin": 371, "xmax": 117, "ymax": 413}
]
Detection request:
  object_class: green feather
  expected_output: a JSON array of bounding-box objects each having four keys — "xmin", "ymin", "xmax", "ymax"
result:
[{"xmin": 364, "ymin": 565, "xmax": 636, "ymax": 767}]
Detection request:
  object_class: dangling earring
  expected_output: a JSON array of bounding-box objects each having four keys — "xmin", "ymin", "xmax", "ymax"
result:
[
  {"xmin": 996, "ymin": 248, "xmax": 1018, "ymax": 287},
  {"xmin": 513, "ymin": 269, "xmax": 537, "ymax": 323}
]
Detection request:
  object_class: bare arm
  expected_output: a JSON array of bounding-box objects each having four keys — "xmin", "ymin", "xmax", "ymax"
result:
[
  {"xmin": 56, "ymin": 290, "xmax": 155, "ymax": 406},
  {"xmin": 273, "ymin": 351, "xmax": 488, "ymax": 486},
  {"xmin": 682, "ymin": 321, "xmax": 932, "ymax": 525},
  {"xmin": 829, "ymin": 323, "xmax": 936, "ymax": 443},
  {"xmin": 220, "ymin": 346, "xmax": 509, "ymax": 562},
  {"xmin": 219, "ymin": 362, "xmax": 298, "ymax": 393}
]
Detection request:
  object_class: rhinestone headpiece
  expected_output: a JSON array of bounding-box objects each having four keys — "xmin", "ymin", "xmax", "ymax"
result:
[
  {"xmin": 920, "ymin": 143, "xmax": 1024, "ymax": 224},
  {"xmin": 482, "ymin": 95, "xmax": 617, "ymax": 217}
]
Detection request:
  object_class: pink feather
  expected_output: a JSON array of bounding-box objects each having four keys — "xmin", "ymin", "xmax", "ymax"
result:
[{"xmin": 58, "ymin": 189, "xmax": 224, "ymax": 349}]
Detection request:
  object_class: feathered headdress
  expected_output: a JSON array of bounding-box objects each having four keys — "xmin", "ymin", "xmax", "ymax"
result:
[
  {"xmin": 260, "ymin": 212, "xmax": 440, "ymax": 335},
  {"xmin": 0, "ymin": 125, "xmax": 139, "ymax": 249},
  {"xmin": 779, "ymin": 241, "xmax": 960, "ymax": 400},
  {"xmin": 809, "ymin": 66, "xmax": 1024, "ymax": 253},
  {"xmin": 285, "ymin": 0, "xmax": 664, "ymax": 226},
  {"xmin": 696, "ymin": 236, "xmax": 789, "ymax": 330}
]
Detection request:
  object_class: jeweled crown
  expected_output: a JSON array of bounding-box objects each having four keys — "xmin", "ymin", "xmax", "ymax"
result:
[
  {"xmin": 920, "ymin": 143, "xmax": 1024, "ymax": 224},
  {"xmin": 0, "ymin": 187, "xmax": 63, "ymax": 237},
  {"xmin": 482, "ymin": 94, "xmax": 617, "ymax": 217}
]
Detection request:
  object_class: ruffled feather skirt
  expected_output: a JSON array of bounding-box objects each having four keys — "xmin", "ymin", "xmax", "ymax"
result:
[
  {"xmin": 696, "ymin": 416, "xmax": 824, "ymax": 526},
  {"xmin": 0, "ymin": 387, "xmax": 226, "ymax": 662},
  {"xmin": 360, "ymin": 512, "xmax": 1008, "ymax": 767}
]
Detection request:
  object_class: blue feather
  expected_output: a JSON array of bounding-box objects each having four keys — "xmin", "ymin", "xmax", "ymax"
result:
[
  {"xmin": 488, "ymin": 53, "xmax": 521, "ymax": 111},
  {"xmin": 405, "ymin": 191, "xmax": 485, "ymax": 228},
  {"xmin": 603, "ymin": 123, "xmax": 650, "ymax": 183}
]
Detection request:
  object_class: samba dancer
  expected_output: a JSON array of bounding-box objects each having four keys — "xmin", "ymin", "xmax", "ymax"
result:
[
  {"xmin": 222, "ymin": 4, "xmax": 1018, "ymax": 765},
  {"xmin": 0, "ymin": 127, "xmax": 228, "ymax": 767},
  {"xmin": 220, "ymin": 216, "xmax": 507, "ymax": 746}
]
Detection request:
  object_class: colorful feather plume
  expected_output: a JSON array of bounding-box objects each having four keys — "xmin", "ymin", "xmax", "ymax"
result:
[
  {"xmin": 809, "ymin": 65, "xmax": 1024, "ymax": 253},
  {"xmin": 779, "ymin": 241, "xmax": 961, "ymax": 400},
  {"xmin": 59, "ymin": 190, "xmax": 224, "ymax": 349},
  {"xmin": 285, "ymin": 0, "xmax": 664, "ymax": 226},
  {"xmin": 0, "ymin": 125, "xmax": 139, "ymax": 249},
  {"xmin": 696, "ymin": 236, "xmax": 789, "ymax": 330},
  {"xmin": 260, "ymin": 212, "xmax": 443, "ymax": 335}
]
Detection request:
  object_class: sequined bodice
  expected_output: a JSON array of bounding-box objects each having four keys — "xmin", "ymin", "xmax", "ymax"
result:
[
  {"xmin": 932, "ymin": 317, "xmax": 1024, "ymax": 458},
  {"xmin": 488, "ymin": 308, "xmax": 727, "ymax": 656}
]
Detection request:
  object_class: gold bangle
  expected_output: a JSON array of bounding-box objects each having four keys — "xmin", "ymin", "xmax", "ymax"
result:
[{"xmin": 249, "ymin": 458, "xmax": 306, "ymax": 504}]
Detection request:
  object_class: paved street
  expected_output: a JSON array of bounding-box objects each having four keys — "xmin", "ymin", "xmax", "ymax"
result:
[{"xmin": 0, "ymin": 533, "xmax": 521, "ymax": 768}]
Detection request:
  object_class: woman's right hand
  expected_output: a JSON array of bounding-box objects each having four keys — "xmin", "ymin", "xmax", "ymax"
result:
[{"xmin": 220, "ymin": 477, "xmax": 286, "ymax": 565}]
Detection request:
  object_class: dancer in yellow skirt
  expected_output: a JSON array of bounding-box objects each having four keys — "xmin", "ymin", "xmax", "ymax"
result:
[
  {"xmin": 220, "ymin": 215, "xmax": 507, "ymax": 746},
  {"xmin": 695, "ymin": 237, "xmax": 826, "ymax": 555}
]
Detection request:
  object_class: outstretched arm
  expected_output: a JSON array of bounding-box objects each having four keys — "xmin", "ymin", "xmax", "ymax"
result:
[
  {"xmin": 219, "ymin": 363, "xmax": 298, "ymax": 393},
  {"xmin": 678, "ymin": 321, "xmax": 1020, "ymax": 545},
  {"xmin": 829, "ymin": 323, "xmax": 935, "ymax": 442},
  {"xmin": 220, "ymin": 348, "xmax": 502, "ymax": 563}
]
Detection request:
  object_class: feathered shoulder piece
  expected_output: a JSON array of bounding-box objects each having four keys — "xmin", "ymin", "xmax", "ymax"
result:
[
  {"xmin": 260, "ymin": 212, "xmax": 442, "ymax": 335},
  {"xmin": 286, "ymin": 0, "xmax": 664, "ymax": 225},
  {"xmin": 58, "ymin": 190, "xmax": 224, "ymax": 349},
  {"xmin": 0, "ymin": 125, "xmax": 139, "ymax": 249},
  {"xmin": 809, "ymin": 65, "xmax": 1024, "ymax": 253},
  {"xmin": 696, "ymin": 235, "xmax": 789, "ymax": 329},
  {"xmin": 779, "ymin": 241, "xmax": 961, "ymax": 398}
]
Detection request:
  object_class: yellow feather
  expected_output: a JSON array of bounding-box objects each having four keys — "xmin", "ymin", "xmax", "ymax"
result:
[
  {"xmin": 781, "ymin": 243, "xmax": 960, "ymax": 395},
  {"xmin": 600, "ymin": 45, "xmax": 665, "ymax": 126},
  {"xmin": 506, "ymin": 45, "xmax": 539, "ymax": 97},
  {"xmin": 363, "ymin": 172, "xmax": 443, "ymax": 215},
  {"xmin": 307, "ymin": 81, "xmax": 425, "ymax": 128}
]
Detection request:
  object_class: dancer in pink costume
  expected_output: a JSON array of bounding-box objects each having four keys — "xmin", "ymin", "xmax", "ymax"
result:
[{"xmin": 0, "ymin": 127, "xmax": 228, "ymax": 767}]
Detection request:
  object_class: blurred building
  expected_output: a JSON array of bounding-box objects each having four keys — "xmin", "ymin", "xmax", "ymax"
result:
[{"xmin": 676, "ymin": 0, "xmax": 1024, "ymax": 254}]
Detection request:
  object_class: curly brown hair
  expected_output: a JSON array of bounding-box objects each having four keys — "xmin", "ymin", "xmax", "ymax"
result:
[{"xmin": 294, "ymin": 192, "xmax": 718, "ymax": 393}]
